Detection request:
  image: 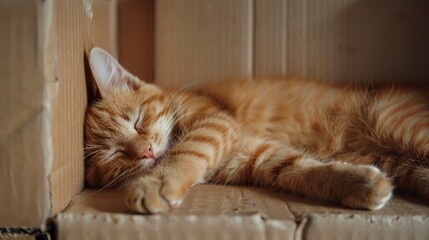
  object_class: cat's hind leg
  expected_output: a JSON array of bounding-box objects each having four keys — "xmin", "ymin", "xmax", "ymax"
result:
[
  {"xmin": 357, "ymin": 89, "xmax": 429, "ymax": 199},
  {"xmin": 333, "ymin": 152, "xmax": 429, "ymax": 201},
  {"xmin": 210, "ymin": 135, "xmax": 393, "ymax": 210},
  {"xmin": 363, "ymin": 89, "xmax": 429, "ymax": 162}
]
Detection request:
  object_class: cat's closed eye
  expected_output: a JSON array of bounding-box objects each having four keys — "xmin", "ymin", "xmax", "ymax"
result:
[
  {"xmin": 134, "ymin": 108, "xmax": 145, "ymax": 133},
  {"xmin": 108, "ymin": 150, "xmax": 125, "ymax": 160}
]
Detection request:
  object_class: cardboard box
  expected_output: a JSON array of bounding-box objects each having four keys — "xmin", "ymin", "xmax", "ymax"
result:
[
  {"xmin": 2, "ymin": 0, "xmax": 429, "ymax": 239},
  {"xmin": 0, "ymin": 0, "xmax": 90, "ymax": 237}
]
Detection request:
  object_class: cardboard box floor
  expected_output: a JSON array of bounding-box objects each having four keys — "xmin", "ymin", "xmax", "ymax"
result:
[{"xmin": 58, "ymin": 185, "xmax": 429, "ymax": 240}]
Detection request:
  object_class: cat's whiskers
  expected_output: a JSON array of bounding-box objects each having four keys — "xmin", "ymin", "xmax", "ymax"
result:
[
  {"xmin": 164, "ymin": 96, "xmax": 217, "ymax": 130},
  {"xmin": 76, "ymin": 167, "xmax": 139, "ymax": 202},
  {"xmin": 83, "ymin": 146, "xmax": 102, "ymax": 150},
  {"xmin": 162, "ymin": 95, "xmax": 215, "ymax": 136},
  {"xmin": 169, "ymin": 96, "xmax": 210, "ymax": 118},
  {"xmin": 83, "ymin": 145, "xmax": 106, "ymax": 152},
  {"xmin": 165, "ymin": 80, "xmax": 203, "ymax": 109},
  {"xmin": 170, "ymin": 111, "xmax": 202, "ymax": 126},
  {"xmin": 84, "ymin": 150, "xmax": 104, "ymax": 160}
]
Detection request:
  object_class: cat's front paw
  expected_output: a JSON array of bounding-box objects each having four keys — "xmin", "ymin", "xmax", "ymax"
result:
[
  {"xmin": 340, "ymin": 165, "xmax": 393, "ymax": 210},
  {"xmin": 125, "ymin": 175, "xmax": 192, "ymax": 214}
]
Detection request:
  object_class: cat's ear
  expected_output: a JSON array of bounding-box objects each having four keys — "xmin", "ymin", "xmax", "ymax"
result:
[{"xmin": 89, "ymin": 47, "xmax": 142, "ymax": 98}]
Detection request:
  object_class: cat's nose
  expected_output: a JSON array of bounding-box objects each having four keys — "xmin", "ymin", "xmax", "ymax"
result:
[{"xmin": 136, "ymin": 146, "xmax": 155, "ymax": 159}]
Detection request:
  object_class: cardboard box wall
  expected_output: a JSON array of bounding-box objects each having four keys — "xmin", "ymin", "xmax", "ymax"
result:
[
  {"xmin": 118, "ymin": 0, "xmax": 154, "ymax": 82},
  {"xmin": 156, "ymin": 0, "xmax": 429, "ymax": 87},
  {"xmin": 2, "ymin": 0, "xmax": 429, "ymax": 239},
  {"xmin": 0, "ymin": 0, "xmax": 91, "ymax": 236},
  {"xmin": 91, "ymin": 0, "xmax": 118, "ymax": 57}
]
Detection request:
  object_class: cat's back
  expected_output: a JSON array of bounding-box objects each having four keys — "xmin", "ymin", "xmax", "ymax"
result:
[
  {"xmin": 194, "ymin": 78, "xmax": 366, "ymax": 152},
  {"xmin": 197, "ymin": 77, "xmax": 359, "ymax": 121}
]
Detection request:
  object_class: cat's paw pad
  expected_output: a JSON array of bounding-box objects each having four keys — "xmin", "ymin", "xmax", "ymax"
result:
[
  {"xmin": 125, "ymin": 175, "xmax": 190, "ymax": 214},
  {"xmin": 160, "ymin": 178, "xmax": 190, "ymax": 207},
  {"xmin": 340, "ymin": 165, "xmax": 393, "ymax": 210},
  {"xmin": 125, "ymin": 185, "xmax": 146, "ymax": 213},
  {"xmin": 125, "ymin": 176, "xmax": 167, "ymax": 213}
]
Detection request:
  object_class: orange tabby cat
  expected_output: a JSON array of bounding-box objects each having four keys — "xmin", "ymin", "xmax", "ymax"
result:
[{"xmin": 85, "ymin": 47, "xmax": 429, "ymax": 213}]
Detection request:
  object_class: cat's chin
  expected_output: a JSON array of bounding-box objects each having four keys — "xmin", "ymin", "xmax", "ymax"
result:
[
  {"xmin": 138, "ymin": 156, "xmax": 164, "ymax": 170},
  {"xmin": 138, "ymin": 158, "xmax": 157, "ymax": 169}
]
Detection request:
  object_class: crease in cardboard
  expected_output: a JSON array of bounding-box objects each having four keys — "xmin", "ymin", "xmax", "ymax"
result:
[
  {"xmin": 283, "ymin": 195, "xmax": 297, "ymax": 220},
  {"xmin": 40, "ymin": 0, "xmax": 55, "ymax": 223},
  {"xmin": 82, "ymin": 0, "xmax": 93, "ymax": 20},
  {"xmin": 8, "ymin": 162, "xmax": 18, "ymax": 200},
  {"xmin": 294, "ymin": 217, "xmax": 308, "ymax": 240}
]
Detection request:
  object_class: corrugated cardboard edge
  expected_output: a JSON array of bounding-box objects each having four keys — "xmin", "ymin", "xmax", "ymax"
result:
[
  {"xmin": 57, "ymin": 186, "xmax": 299, "ymax": 240},
  {"xmin": 54, "ymin": 211, "xmax": 429, "ymax": 240},
  {"xmin": 55, "ymin": 213, "xmax": 295, "ymax": 240},
  {"xmin": 57, "ymin": 185, "xmax": 429, "ymax": 240},
  {"xmin": 304, "ymin": 214, "xmax": 429, "ymax": 240}
]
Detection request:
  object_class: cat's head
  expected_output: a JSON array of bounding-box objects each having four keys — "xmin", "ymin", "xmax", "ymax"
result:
[{"xmin": 84, "ymin": 48, "xmax": 174, "ymax": 188}]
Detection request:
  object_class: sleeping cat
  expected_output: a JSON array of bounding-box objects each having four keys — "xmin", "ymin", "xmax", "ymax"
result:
[{"xmin": 85, "ymin": 47, "xmax": 429, "ymax": 213}]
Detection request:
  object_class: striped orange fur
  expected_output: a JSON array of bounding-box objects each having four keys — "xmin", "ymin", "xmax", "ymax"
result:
[{"xmin": 85, "ymin": 48, "xmax": 429, "ymax": 213}]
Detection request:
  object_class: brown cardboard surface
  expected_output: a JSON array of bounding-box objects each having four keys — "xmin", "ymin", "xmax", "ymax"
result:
[
  {"xmin": 0, "ymin": 0, "xmax": 53, "ymax": 227},
  {"xmin": 56, "ymin": 213, "xmax": 294, "ymax": 240},
  {"xmin": 118, "ymin": 0, "xmax": 154, "ymax": 82},
  {"xmin": 254, "ymin": 0, "xmax": 288, "ymax": 78},
  {"xmin": 91, "ymin": 0, "xmax": 118, "ymax": 57},
  {"xmin": 254, "ymin": 0, "xmax": 429, "ymax": 83},
  {"xmin": 155, "ymin": 0, "xmax": 429, "ymax": 86},
  {"xmin": 155, "ymin": 0, "xmax": 253, "ymax": 87},
  {"xmin": 59, "ymin": 185, "xmax": 296, "ymax": 240},
  {"xmin": 305, "ymin": 214, "xmax": 429, "ymax": 240},
  {"xmin": 65, "ymin": 185, "xmax": 295, "ymax": 220},
  {"xmin": 59, "ymin": 185, "xmax": 429, "ymax": 240},
  {"xmin": 50, "ymin": 0, "xmax": 90, "ymax": 217},
  {"xmin": 1, "ymin": 0, "xmax": 91, "ymax": 228}
]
